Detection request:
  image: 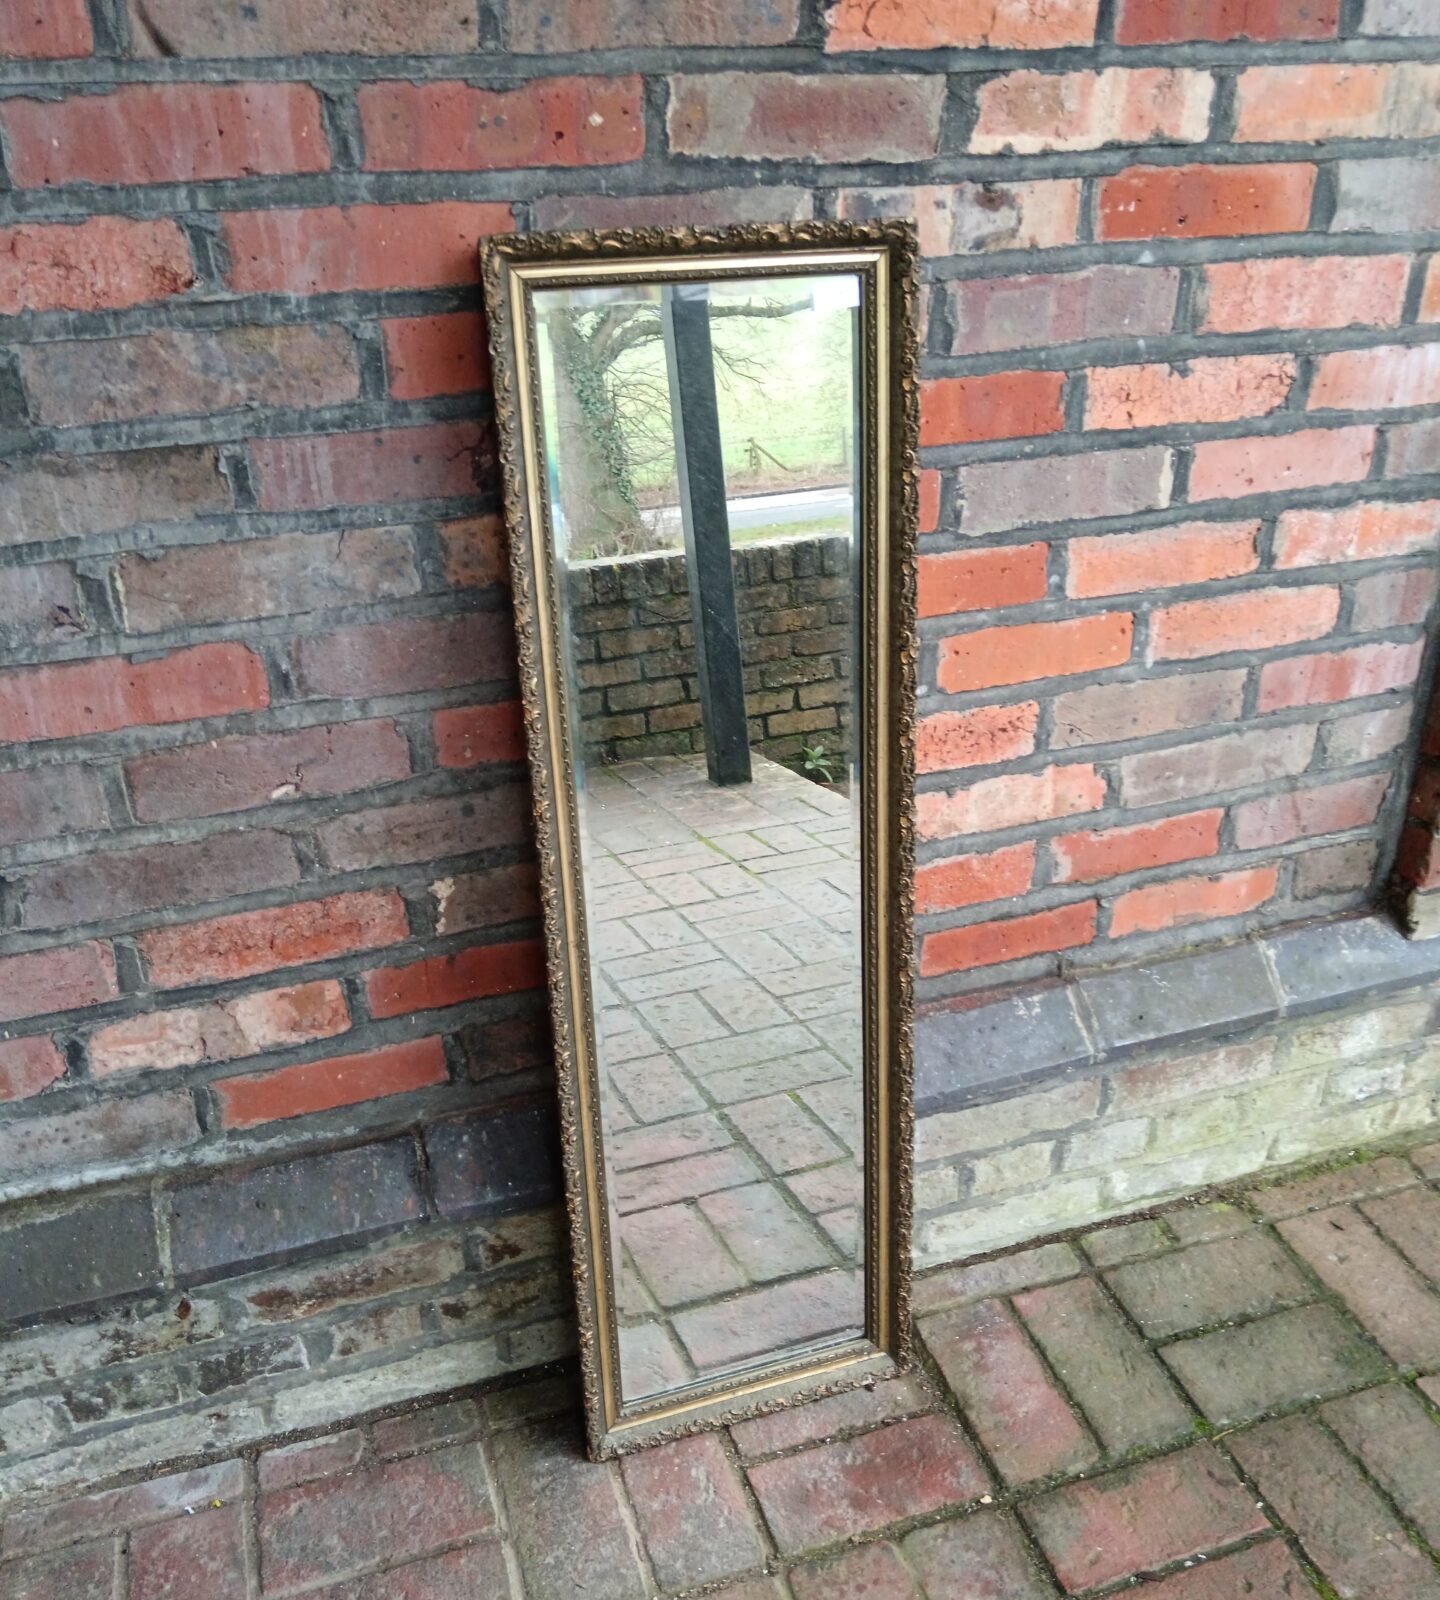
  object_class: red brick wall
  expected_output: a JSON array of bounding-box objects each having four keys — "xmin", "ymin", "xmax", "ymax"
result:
[{"xmin": 1, "ymin": 0, "xmax": 1438, "ymax": 1300}]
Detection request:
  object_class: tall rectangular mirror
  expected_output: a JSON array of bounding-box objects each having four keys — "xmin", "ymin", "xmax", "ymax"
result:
[{"xmin": 482, "ymin": 222, "xmax": 918, "ymax": 1458}]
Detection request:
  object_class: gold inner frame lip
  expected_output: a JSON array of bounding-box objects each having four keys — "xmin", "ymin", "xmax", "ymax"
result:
[{"xmin": 484, "ymin": 220, "xmax": 918, "ymax": 1458}]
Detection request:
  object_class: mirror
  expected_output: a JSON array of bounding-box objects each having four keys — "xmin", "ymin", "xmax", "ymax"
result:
[{"xmin": 483, "ymin": 222, "xmax": 918, "ymax": 1457}]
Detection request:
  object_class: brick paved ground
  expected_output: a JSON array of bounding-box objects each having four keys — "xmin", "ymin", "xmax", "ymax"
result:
[
  {"xmin": 5, "ymin": 1141, "xmax": 1440, "ymax": 1599},
  {"xmin": 586, "ymin": 754, "xmax": 864, "ymax": 1403}
]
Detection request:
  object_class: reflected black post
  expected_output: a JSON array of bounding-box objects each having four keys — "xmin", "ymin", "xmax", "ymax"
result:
[{"xmin": 661, "ymin": 282, "xmax": 752, "ymax": 787}]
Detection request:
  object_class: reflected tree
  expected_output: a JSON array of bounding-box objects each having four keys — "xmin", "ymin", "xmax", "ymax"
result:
[{"xmin": 545, "ymin": 296, "xmax": 807, "ymax": 560}]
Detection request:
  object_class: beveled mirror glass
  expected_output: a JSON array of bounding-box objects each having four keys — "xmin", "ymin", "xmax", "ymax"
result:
[{"xmin": 482, "ymin": 222, "xmax": 918, "ymax": 1458}]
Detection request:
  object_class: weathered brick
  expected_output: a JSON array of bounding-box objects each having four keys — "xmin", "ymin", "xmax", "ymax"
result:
[
  {"xmin": 129, "ymin": 1502, "xmax": 247, "ymax": 1600},
  {"xmin": 1, "ymin": 1461, "xmax": 246, "ymax": 1553},
  {"xmin": 917, "ymin": 703, "xmax": 1039, "ymax": 774},
  {"xmin": 21, "ymin": 325, "xmax": 360, "ymax": 428},
  {"xmin": 923, "ymin": 1297, "xmax": 1097, "ymax": 1483},
  {"xmin": 0, "ymin": 1542, "xmax": 118, "ymax": 1598},
  {"xmin": 517, "ymin": 0, "xmax": 796, "ymax": 47},
  {"xmin": 90, "ymin": 981, "xmax": 348, "ymax": 1078},
  {"xmin": 1353, "ymin": 565, "xmax": 1439, "ymax": 631},
  {"xmin": 1052, "ymin": 668, "xmax": 1245, "ymax": 749},
  {"xmin": 1087, "ymin": 354, "xmax": 1294, "ymax": 431},
  {"xmin": 1014, "ymin": 1276, "xmax": 1193, "ymax": 1453},
  {"xmin": 260, "ymin": 1443, "xmax": 494, "ymax": 1590},
  {"xmin": 729, "ymin": 1373, "xmax": 935, "ymax": 1460},
  {"xmin": 1311, "ymin": 342, "xmax": 1440, "ymax": 412},
  {"xmin": 1, "ymin": 443, "xmax": 228, "ymax": 548},
  {"xmin": 1164, "ymin": 1302, "xmax": 1389, "ymax": 1422},
  {"xmin": 1200, "ymin": 252, "xmax": 1410, "ymax": 332},
  {"xmin": 1295, "ymin": 838, "xmax": 1381, "ymax": 897},
  {"xmin": 667, "ymin": 74, "xmax": 945, "ymax": 163},
  {"xmin": 214, "ymin": 1036, "xmax": 447, "ymax": 1129},
  {"xmin": 118, "ymin": 528, "xmax": 419, "ymax": 631},
  {"xmin": 788, "ymin": 1543, "xmax": 917, "ymax": 1600},
  {"xmin": 316, "ymin": 787, "xmax": 529, "ymax": 871},
  {"xmin": 0, "ymin": 1193, "xmax": 161, "ymax": 1326},
  {"xmin": 139, "ymin": 890, "xmax": 408, "ymax": 989},
  {"xmin": 170, "ymin": 1139, "xmax": 424, "ymax": 1283},
  {"xmin": 917, "ymin": 763, "xmax": 1106, "ymax": 840},
  {"xmin": 1067, "ymin": 520, "xmax": 1258, "ymax": 598},
  {"xmin": 1106, "ymin": 1230, "xmax": 1311, "ymax": 1337},
  {"xmin": 1334, "ymin": 156, "xmax": 1440, "ymax": 232},
  {"xmin": 0, "ymin": 1090, "xmax": 199, "ymax": 1184},
  {"xmin": 621, "ymin": 1434, "xmax": 764, "ymax": 1591},
  {"xmin": 1233, "ymin": 1415, "xmax": 1440, "ymax": 1600},
  {"xmin": 426, "ymin": 1105, "xmax": 560, "ymax": 1219},
  {"xmin": 0, "ymin": 641, "xmax": 266, "ymax": 745},
  {"xmin": 0, "ymin": 1035, "xmax": 66, "ymax": 1102},
  {"xmin": 905, "ymin": 1513, "xmax": 1056, "ymax": 1599},
  {"xmin": 1, "ymin": 0, "xmax": 92, "ymax": 56},
  {"xmin": 439, "ymin": 515, "xmax": 508, "ymax": 590},
  {"xmin": 0, "ymin": 941, "xmax": 116, "ymax": 1023},
  {"xmin": 921, "ymin": 899, "xmax": 1098, "ymax": 976},
  {"xmin": 974, "ymin": 67, "xmax": 1211, "ymax": 154},
  {"xmin": 1052, "ymin": 810, "xmax": 1222, "ymax": 884},
  {"xmin": 1389, "ymin": 416, "xmax": 1440, "ymax": 476},
  {"xmin": 1190, "ymin": 427, "xmax": 1376, "ymax": 502},
  {"xmin": 948, "ymin": 265, "xmax": 1179, "ymax": 356},
  {"xmin": 535, "ymin": 187, "xmax": 813, "ymax": 232},
  {"xmin": 434, "ymin": 701, "xmax": 526, "ymax": 769},
  {"xmin": 1280, "ymin": 1204, "xmax": 1440, "ymax": 1367},
  {"xmin": 1, "ymin": 83, "xmax": 328, "ymax": 186},
  {"xmin": 0, "ymin": 217, "xmax": 192, "ymax": 316},
  {"xmin": 382, "ymin": 313, "xmax": 489, "ymax": 400},
  {"xmin": 1323, "ymin": 1385, "xmax": 1440, "ymax": 1547},
  {"xmin": 1150, "ymin": 584, "xmax": 1338, "ymax": 661},
  {"xmin": 491, "ymin": 1424, "xmax": 647, "ymax": 1600},
  {"xmin": 251, "ymin": 420, "xmax": 489, "ymax": 512},
  {"xmin": 223, "ymin": 202, "xmax": 512, "ymax": 294},
  {"xmin": 1251, "ymin": 1153, "xmax": 1419, "ymax": 1219},
  {"xmin": 1110, "ymin": 864, "xmax": 1278, "ymax": 936},
  {"xmin": 917, "ymin": 544, "xmax": 1047, "ymax": 617},
  {"xmin": 126, "ymin": 720, "xmax": 409, "ymax": 823},
  {"xmin": 126, "ymin": 0, "xmax": 479, "ymax": 54},
  {"xmin": 746, "ymin": 1415, "xmax": 988, "ymax": 1553},
  {"xmin": 1361, "ymin": 0, "xmax": 1438, "ymax": 32},
  {"xmin": 0, "ymin": 560, "xmax": 85, "ymax": 651},
  {"xmin": 1234, "ymin": 772, "xmax": 1390, "ymax": 848},
  {"xmin": 921, "ymin": 371, "xmax": 1066, "ymax": 446},
  {"xmin": 827, "ymin": 0, "xmax": 1098, "ymax": 49},
  {"xmin": 1023, "ymin": 1446, "xmax": 1267, "ymax": 1592},
  {"xmin": 915, "ymin": 843, "xmax": 1037, "ymax": 914},
  {"xmin": 434, "ymin": 864, "xmax": 540, "ymax": 937},
  {"xmin": 1275, "ymin": 499, "xmax": 1440, "ymax": 568},
  {"xmin": 1120, "ymin": 723, "xmax": 1316, "ymax": 805},
  {"xmin": 959, "ymin": 446, "xmax": 1172, "ymax": 535},
  {"xmin": 1116, "ymin": 0, "xmax": 1339, "ymax": 41},
  {"xmin": 840, "ymin": 179, "xmax": 1082, "ymax": 256},
  {"xmin": 366, "ymin": 939, "xmax": 544, "ymax": 1018},
  {"xmin": 360, "ymin": 76, "xmax": 643, "ymax": 171},
  {"xmin": 19, "ymin": 829, "xmax": 298, "ymax": 930},
  {"xmin": 295, "ymin": 611, "xmax": 513, "ymax": 698},
  {"xmin": 0, "ymin": 763, "xmax": 106, "ymax": 847},
  {"xmin": 938, "ymin": 612, "xmax": 1133, "ymax": 692},
  {"xmin": 1100, "ymin": 162, "xmax": 1316, "ymax": 240},
  {"xmin": 1363, "ymin": 1186, "xmax": 1440, "ymax": 1284},
  {"xmin": 1258, "ymin": 639, "xmax": 1425, "ymax": 712},
  {"xmin": 1236, "ymin": 62, "xmax": 1440, "ymax": 143}
]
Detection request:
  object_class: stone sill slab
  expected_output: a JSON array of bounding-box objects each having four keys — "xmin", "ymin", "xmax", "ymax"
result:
[{"xmin": 916, "ymin": 912, "xmax": 1440, "ymax": 1117}]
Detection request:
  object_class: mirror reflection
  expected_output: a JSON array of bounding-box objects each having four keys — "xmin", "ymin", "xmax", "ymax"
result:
[{"xmin": 534, "ymin": 272, "xmax": 867, "ymax": 1407}]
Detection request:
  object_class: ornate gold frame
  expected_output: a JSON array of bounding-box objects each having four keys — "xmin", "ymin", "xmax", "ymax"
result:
[{"xmin": 481, "ymin": 221, "xmax": 919, "ymax": 1459}]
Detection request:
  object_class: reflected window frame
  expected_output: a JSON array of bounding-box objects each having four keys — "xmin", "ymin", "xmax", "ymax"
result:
[{"xmin": 481, "ymin": 221, "xmax": 920, "ymax": 1460}]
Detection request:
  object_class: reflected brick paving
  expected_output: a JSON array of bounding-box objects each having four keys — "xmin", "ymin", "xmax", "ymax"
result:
[
  {"xmin": 5, "ymin": 1143, "xmax": 1440, "ymax": 1598},
  {"xmin": 582, "ymin": 754, "xmax": 864, "ymax": 1401}
]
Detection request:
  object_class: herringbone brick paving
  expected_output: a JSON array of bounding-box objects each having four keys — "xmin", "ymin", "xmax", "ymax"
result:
[{"xmin": 4, "ymin": 1140, "xmax": 1440, "ymax": 1599}]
